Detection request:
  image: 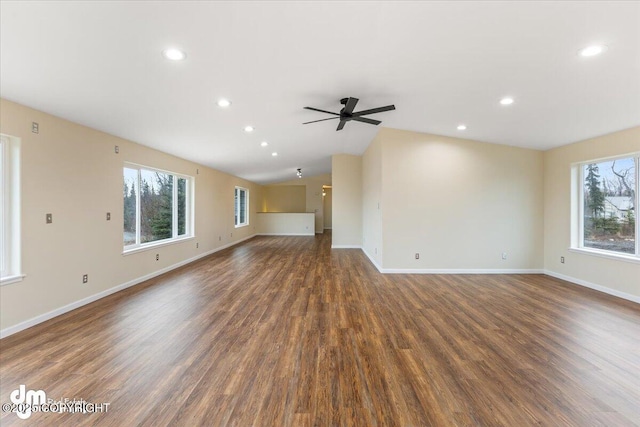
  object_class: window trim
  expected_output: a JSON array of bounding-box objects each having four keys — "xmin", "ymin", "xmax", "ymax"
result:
[
  {"xmin": 0, "ymin": 134, "xmax": 24, "ymax": 286},
  {"xmin": 123, "ymin": 162, "xmax": 194, "ymax": 254},
  {"xmin": 572, "ymin": 152, "xmax": 639, "ymax": 261},
  {"xmin": 122, "ymin": 235, "xmax": 195, "ymax": 256},
  {"xmin": 234, "ymin": 186, "xmax": 249, "ymax": 228},
  {"xmin": 568, "ymin": 247, "xmax": 640, "ymax": 265}
]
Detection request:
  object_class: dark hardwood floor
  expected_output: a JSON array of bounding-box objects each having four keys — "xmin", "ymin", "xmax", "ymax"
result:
[{"xmin": 1, "ymin": 232, "xmax": 639, "ymax": 426}]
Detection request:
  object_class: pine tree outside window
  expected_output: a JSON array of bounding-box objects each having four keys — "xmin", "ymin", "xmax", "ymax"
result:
[{"xmin": 123, "ymin": 164, "xmax": 193, "ymax": 251}]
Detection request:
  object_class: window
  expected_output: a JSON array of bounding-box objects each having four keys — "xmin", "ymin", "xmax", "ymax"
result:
[
  {"xmin": 235, "ymin": 187, "xmax": 249, "ymax": 227},
  {"xmin": 576, "ymin": 155, "xmax": 638, "ymax": 259},
  {"xmin": 1, "ymin": 134, "xmax": 22, "ymax": 285},
  {"xmin": 123, "ymin": 164, "xmax": 193, "ymax": 251}
]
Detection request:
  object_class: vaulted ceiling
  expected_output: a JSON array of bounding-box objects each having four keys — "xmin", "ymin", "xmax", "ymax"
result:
[{"xmin": 1, "ymin": 1, "xmax": 638, "ymax": 183}]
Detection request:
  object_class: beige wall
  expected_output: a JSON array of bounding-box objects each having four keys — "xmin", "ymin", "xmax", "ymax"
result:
[
  {"xmin": 0, "ymin": 99, "xmax": 262, "ymax": 332},
  {"xmin": 323, "ymin": 188, "xmax": 332, "ymax": 229},
  {"xmin": 332, "ymin": 154, "xmax": 363, "ymax": 247},
  {"xmin": 544, "ymin": 127, "xmax": 640, "ymax": 298},
  {"xmin": 269, "ymin": 174, "xmax": 331, "ymax": 233},
  {"xmin": 362, "ymin": 134, "xmax": 383, "ymax": 265},
  {"xmin": 261, "ymin": 185, "xmax": 306, "ymax": 213},
  {"xmin": 371, "ymin": 128, "xmax": 544, "ymax": 270}
]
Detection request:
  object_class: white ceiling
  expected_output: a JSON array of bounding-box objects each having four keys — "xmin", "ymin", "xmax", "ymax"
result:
[{"xmin": 1, "ymin": 1, "xmax": 639, "ymax": 184}]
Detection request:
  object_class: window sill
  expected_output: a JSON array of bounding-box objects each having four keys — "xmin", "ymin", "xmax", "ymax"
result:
[
  {"xmin": 1, "ymin": 274, "xmax": 26, "ymax": 286},
  {"xmin": 123, "ymin": 236, "xmax": 194, "ymax": 256},
  {"xmin": 569, "ymin": 247, "xmax": 640, "ymax": 264},
  {"xmin": 235, "ymin": 224, "xmax": 249, "ymax": 229}
]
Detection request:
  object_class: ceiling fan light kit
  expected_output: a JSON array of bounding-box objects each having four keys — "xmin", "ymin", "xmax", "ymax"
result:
[{"xmin": 303, "ymin": 97, "xmax": 396, "ymax": 131}]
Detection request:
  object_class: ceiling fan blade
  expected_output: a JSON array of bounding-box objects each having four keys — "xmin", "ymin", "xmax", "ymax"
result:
[
  {"xmin": 343, "ymin": 97, "xmax": 359, "ymax": 114},
  {"xmin": 304, "ymin": 106, "xmax": 340, "ymax": 116},
  {"xmin": 336, "ymin": 120, "xmax": 347, "ymax": 131},
  {"xmin": 303, "ymin": 117, "xmax": 340, "ymax": 124},
  {"xmin": 351, "ymin": 116, "xmax": 381, "ymax": 125},
  {"xmin": 352, "ymin": 105, "xmax": 396, "ymax": 117}
]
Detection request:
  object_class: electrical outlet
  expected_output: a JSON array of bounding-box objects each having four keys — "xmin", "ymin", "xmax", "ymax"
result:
[
  {"xmin": 46, "ymin": 213, "xmax": 53, "ymax": 224},
  {"xmin": 106, "ymin": 212, "xmax": 111, "ymax": 221},
  {"xmin": 501, "ymin": 252, "xmax": 507, "ymax": 260},
  {"xmin": 375, "ymin": 248, "xmax": 377, "ymax": 254},
  {"xmin": 156, "ymin": 254, "xmax": 159, "ymax": 261},
  {"xmin": 219, "ymin": 236, "xmax": 221, "ymax": 241},
  {"xmin": 560, "ymin": 256, "xmax": 565, "ymax": 264},
  {"xmin": 196, "ymin": 242, "xmax": 199, "ymax": 248},
  {"xmin": 82, "ymin": 274, "xmax": 88, "ymax": 284},
  {"xmin": 230, "ymin": 232, "xmax": 233, "ymax": 238},
  {"xmin": 32, "ymin": 122, "xmax": 39, "ymax": 133},
  {"xmin": 197, "ymin": 169, "xmax": 199, "ymax": 175},
  {"xmin": 114, "ymin": 145, "xmax": 119, "ymax": 154},
  {"xmin": 415, "ymin": 253, "xmax": 420, "ymax": 260}
]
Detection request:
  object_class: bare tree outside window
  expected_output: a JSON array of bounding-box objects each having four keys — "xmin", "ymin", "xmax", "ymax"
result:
[{"xmin": 583, "ymin": 157, "xmax": 635, "ymax": 254}]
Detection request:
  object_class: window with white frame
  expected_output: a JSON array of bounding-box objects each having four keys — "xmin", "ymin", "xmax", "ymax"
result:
[
  {"xmin": 1, "ymin": 134, "xmax": 22, "ymax": 285},
  {"xmin": 123, "ymin": 164, "xmax": 193, "ymax": 250},
  {"xmin": 576, "ymin": 154, "xmax": 638, "ymax": 258},
  {"xmin": 235, "ymin": 187, "xmax": 249, "ymax": 227}
]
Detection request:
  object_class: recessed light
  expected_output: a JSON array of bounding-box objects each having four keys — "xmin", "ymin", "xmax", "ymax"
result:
[
  {"xmin": 162, "ymin": 48, "xmax": 186, "ymax": 61},
  {"xmin": 579, "ymin": 45, "xmax": 607, "ymax": 57},
  {"xmin": 457, "ymin": 124, "xmax": 467, "ymax": 131},
  {"xmin": 500, "ymin": 97, "xmax": 514, "ymax": 106},
  {"xmin": 244, "ymin": 126, "xmax": 254, "ymax": 132},
  {"xmin": 217, "ymin": 99, "xmax": 231, "ymax": 108},
  {"xmin": 260, "ymin": 141, "xmax": 268, "ymax": 147},
  {"xmin": 271, "ymin": 152, "xmax": 278, "ymax": 157}
]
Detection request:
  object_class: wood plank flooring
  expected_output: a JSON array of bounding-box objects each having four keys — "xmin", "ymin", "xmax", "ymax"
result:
[{"xmin": 1, "ymin": 232, "xmax": 639, "ymax": 426}]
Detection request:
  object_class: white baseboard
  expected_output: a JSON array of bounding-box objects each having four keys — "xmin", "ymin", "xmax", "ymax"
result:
[
  {"xmin": 380, "ymin": 268, "xmax": 544, "ymax": 274},
  {"xmin": 331, "ymin": 245, "xmax": 362, "ymax": 249},
  {"xmin": 544, "ymin": 270, "xmax": 640, "ymax": 304},
  {"xmin": 0, "ymin": 234, "xmax": 257, "ymax": 339},
  {"xmin": 362, "ymin": 248, "xmax": 383, "ymax": 272},
  {"xmin": 257, "ymin": 233, "xmax": 314, "ymax": 236}
]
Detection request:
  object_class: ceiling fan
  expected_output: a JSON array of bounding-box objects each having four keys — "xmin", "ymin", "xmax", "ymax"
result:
[{"xmin": 303, "ymin": 97, "xmax": 395, "ymax": 131}]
